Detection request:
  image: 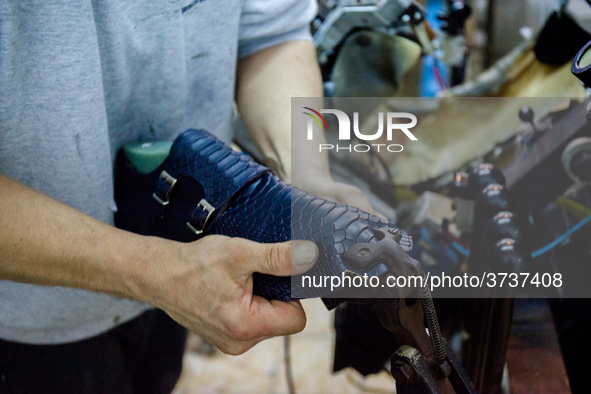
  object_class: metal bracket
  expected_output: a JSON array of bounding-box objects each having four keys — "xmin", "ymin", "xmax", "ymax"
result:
[
  {"xmin": 379, "ymin": 298, "xmax": 477, "ymax": 394},
  {"xmin": 186, "ymin": 199, "xmax": 216, "ymax": 235},
  {"xmin": 152, "ymin": 171, "xmax": 177, "ymax": 206}
]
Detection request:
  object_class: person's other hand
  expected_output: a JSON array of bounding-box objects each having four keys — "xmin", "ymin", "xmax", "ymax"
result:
[
  {"xmin": 132, "ymin": 236, "xmax": 318, "ymax": 355},
  {"xmin": 298, "ymin": 176, "xmax": 381, "ymax": 218}
]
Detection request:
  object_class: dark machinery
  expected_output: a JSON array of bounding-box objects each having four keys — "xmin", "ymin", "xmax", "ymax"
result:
[
  {"xmin": 327, "ymin": 13, "xmax": 591, "ymax": 392},
  {"xmin": 336, "ymin": 228, "xmax": 477, "ymax": 393},
  {"xmin": 329, "ymin": 94, "xmax": 591, "ymax": 392}
]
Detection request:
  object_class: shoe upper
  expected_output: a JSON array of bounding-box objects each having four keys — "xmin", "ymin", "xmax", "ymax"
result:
[{"xmin": 115, "ymin": 129, "xmax": 412, "ymax": 300}]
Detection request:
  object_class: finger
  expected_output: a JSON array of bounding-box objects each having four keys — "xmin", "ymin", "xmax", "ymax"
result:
[
  {"xmin": 330, "ymin": 184, "xmax": 376, "ymax": 214},
  {"xmin": 244, "ymin": 297, "xmax": 307, "ymax": 338},
  {"xmin": 343, "ymin": 192, "xmax": 387, "ymax": 220},
  {"xmin": 341, "ymin": 193, "xmax": 376, "ymax": 216},
  {"xmin": 335, "ymin": 192, "xmax": 387, "ymax": 220},
  {"xmin": 247, "ymin": 240, "xmax": 319, "ymax": 276},
  {"xmin": 290, "ymin": 241, "xmax": 319, "ymax": 275},
  {"xmin": 217, "ymin": 337, "xmax": 265, "ymax": 356},
  {"xmin": 373, "ymin": 211, "xmax": 388, "ymax": 221}
]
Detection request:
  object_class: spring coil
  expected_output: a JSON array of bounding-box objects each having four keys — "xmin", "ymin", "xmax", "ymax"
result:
[{"xmin": 418, "ymin": 284, "xmax": 446, "ymax": 365}]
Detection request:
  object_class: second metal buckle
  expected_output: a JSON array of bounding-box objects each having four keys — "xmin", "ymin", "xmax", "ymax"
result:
[{"xmin": 186, "ymin": 199, "xmax": 216, "ymax": 235}]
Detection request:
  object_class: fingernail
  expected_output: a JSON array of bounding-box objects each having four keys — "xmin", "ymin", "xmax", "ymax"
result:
[{"xmin": 292, "ymin": 241, "xmax": 318, "ymax": 270}]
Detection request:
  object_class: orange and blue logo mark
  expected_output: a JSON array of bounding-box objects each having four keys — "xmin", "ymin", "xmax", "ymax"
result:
[{"xmin": 302, "ymin": 107, "xmax": 328, "ymax": 132}]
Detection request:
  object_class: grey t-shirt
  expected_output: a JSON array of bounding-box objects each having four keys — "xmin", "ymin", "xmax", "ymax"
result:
[{"xmin": 0, "ymin": 0, "xmax": 315, "ymax": 344}]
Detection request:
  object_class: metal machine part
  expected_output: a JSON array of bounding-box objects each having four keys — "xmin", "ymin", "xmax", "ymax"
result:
[
  {"xmin": 572, "ymin": 40, "xmax": 591, "ymax": 87},
  {"xmin": 562, "ymin": 136, "xmax": 591, "ymax": 183},
  {"xmin": 313, "ymin": 0, "xmax": 427, "ymax": 82},
  {"xmin": 437, "ymin": 0, "xmax": 471, "ymax": 37},
  {"xmin": 340, "ymin": 227, "xmax": 476, "ymax": 393},
  {"xmin": 314, "ymin": 0, "xmax": 422, "ymax": 56},
  {"xmin": 437, "ymin": 0, "xmax": 471, "ymax": 86},
  {"xmin": 379, "ymin": 296, "xmax": 477, "ymax": 393},
  {"xmin": 447, "ymin": 164, "xmax": 527, "ymax": 393},
  {"xmin": 504, "ymin": 98, "xmax": 591, "ymax": 221},
  {"xmin": 329, "ymin": 30, "xmax": 422, "ymax": 97}
]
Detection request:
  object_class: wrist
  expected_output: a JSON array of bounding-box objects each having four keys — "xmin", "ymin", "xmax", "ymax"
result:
[{"xmin": 107, "ymin": 232, "xmax": 175, "ymax": 304}]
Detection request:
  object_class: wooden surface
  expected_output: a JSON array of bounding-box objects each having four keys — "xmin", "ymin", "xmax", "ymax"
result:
[{"xmin": 506, "ymin": 299, "xmax": 570, "ymax": 394}]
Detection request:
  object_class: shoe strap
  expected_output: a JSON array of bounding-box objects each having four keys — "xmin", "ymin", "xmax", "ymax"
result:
[{"xmin": 153, "ymin": 154, "xmax": 270, "ymax": 237}]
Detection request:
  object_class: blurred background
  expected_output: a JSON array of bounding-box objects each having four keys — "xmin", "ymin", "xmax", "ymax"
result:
[{"xmin": 176, "ymin": 0, "xmax": 591, "ymax": 392}]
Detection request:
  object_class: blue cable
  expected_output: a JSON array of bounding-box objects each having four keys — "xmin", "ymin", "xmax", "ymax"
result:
[
  {"xmin": 451, "ymin": 241, "xmax": 470, "ymax": 257},
  {"xmin": 449, "ymin": 213, "xmax": 591, "ymax": 259},
  {"xmin": 531, "ymin": 213, "xmax": 591, "ymax": 258}
]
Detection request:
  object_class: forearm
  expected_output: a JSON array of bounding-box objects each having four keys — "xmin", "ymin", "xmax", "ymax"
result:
[
  {"xmin": 0, "ymin": 173, "xmax": 160, "ymax": 300},
  {"xmin": 236, "ymin": 40, "xmax": 378, "ymax": 214},
  {"xmin": 236, "ymin": 39, "xmax": 329, "ymax": 183},
  {"xmin": 0, "ymin": 173, "xmax": 318, "ymax": 354}
]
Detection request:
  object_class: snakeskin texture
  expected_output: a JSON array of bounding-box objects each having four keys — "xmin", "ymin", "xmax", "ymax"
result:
[{"xmin": 115, "ymin": 129, "xmax": 412, "ymax": 301}]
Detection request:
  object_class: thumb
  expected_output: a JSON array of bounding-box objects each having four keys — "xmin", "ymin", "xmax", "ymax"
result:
[{"xmin": 253, "ymin": 240, "xmax": 318, "ymax": 277}]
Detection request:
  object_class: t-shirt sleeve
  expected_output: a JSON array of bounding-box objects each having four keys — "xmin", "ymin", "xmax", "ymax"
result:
[{"xmin": 238, "ymin": 0, "xmax": 317, "ymax": 58}]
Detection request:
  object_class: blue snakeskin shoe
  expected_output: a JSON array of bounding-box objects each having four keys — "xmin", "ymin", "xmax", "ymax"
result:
[{"xmin": 115, "ymin": 129, "xmax": 412, "ymax": 301}]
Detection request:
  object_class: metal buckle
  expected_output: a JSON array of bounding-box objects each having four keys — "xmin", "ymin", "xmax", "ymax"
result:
[
  {"xmin": 186, "ymin": 199, "xmax": 216, "ymax": 235},
  {"xmin": 152, "ymin": 171, "xmax": 177, "ymax": 206}
]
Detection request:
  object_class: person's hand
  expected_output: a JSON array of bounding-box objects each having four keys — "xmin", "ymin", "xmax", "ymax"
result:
[
  {"xmin": 297, "ymin": 175, "xmax": 381, "ymax": 217},
  {"xmin": 131, "ymin": 236, "xmax": 318, "ymax": 355}
]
